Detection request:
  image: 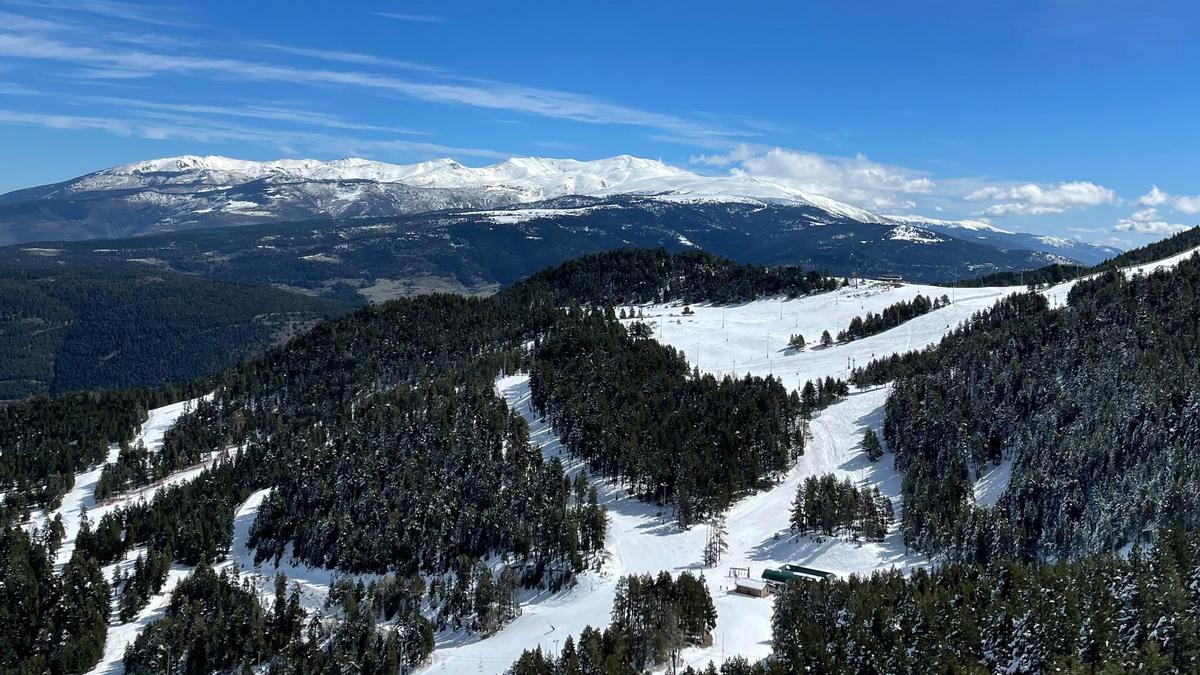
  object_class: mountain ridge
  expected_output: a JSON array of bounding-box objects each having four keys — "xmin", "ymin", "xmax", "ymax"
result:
[{"xmin": 1, "ymin": 153, "xmax": 1109, "ymax": 249}]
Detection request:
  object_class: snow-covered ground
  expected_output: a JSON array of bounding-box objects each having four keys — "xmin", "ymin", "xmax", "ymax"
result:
[
  {"xmin": 423, "ymin": 377, "xmax": 922, "ymax": 674},
  {"xmin": 624, "ymin": 280, "xmax": 1002, "ymax": 390},
  {"xmin": 631, "ymin": 248, "xmax": 1200, "ymax": 394},
  {"xmin": 88, "ymin": 553, "xmax": 193, "ymax": 675},
  {"xmin": 24, "ymin": 397, "xmax": 205, "ymax": 572},
  {"xmin": 429, "ymin": 249, "xmax": 1200, "ymax": 672},
  {"xmin": 24, "ymin": 246, "xmax": 1200, "ymax": 674},
  {"xmin": 974, "ymin": 458, "xmax": 1014, "ymax": 508}
]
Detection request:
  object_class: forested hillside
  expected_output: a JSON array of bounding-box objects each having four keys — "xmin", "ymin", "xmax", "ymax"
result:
[
  {"xmin": 0, "ymin": 388, "xmax": 183, "ymax": 520},
  {"xmin": 1, "ymin": 248, "xmax": 837, "ymax": 674},
  {"xmin": 953, "ymin": 225, "xmax": 1200, "ymax": 289},
  {"xmin": 530, "ymin": 309, "xmax": 805, "ymax": 524},
  {"xmin": 666, "ymin": 524, "xmax": 1200, "ymax": 675},
  {"xmin": 0, "ymin": 263, "xmax": 348, "ymax": 399},
  {"xmin": 519, "ymin": 248, "xmax": 839, "ymax": 306},
  {"xmin": 858, "ymin": 250, "xmax": 1200, "ymax": 562},
  {"xmin": 10, "ymin": 236, "xmax": 1200, "ymax": 675}
]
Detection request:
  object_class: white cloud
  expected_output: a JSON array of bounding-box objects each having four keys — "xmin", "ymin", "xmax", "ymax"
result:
[
  {"xmin": 1176, "ymin": 195, "xmax": 1200, "ymax": 215},
  {"xmin": 0, "ymin": 108, "xmax": 508, "ymax": 159},
  {"xmin": 85, "ymin": 95, "xmax": 428, "ymax": 135},
  {"xmin": 1112, "ymin": 206, "xmax": 1191, "ymax": 235},
  {"xmin": 1133, "ymin": 185, "xmax": 1200, "ymax": 215},
  {"xmin": 259, "ymin": 44, "xmax": 444, "ymax": 74},
  {"xmin": 966, "ymin": 181, "xmax": 1117, "ymax": 216},
  {"xmin": 1138, "ymin": 185, "xmax": 1169, "ymax": 206},
  {"xmin": 0, "ymin": 30, "xmax": 744, "ymax": 146},
  {"xmin": 694, "ymin": 145, "xmax": 934, "ymax": 210},
  {"xmin": 7, "ymin": 0, "xmax": 196, "ymax": 27}
]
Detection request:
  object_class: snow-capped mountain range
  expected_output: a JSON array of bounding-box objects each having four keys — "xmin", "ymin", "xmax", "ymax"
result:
[
  {"xmin": 40, "ymin": 154, "xmax": 881, "ymax": 219},
  {"xmin": 0, "ymin": 154, "xmax": 1118, "ymax": 269}
]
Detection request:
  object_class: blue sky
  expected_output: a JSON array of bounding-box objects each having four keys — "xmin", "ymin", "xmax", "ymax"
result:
[{"xmin": 0, "ymin": 0, "xmax": 1197, "ymax": 247}]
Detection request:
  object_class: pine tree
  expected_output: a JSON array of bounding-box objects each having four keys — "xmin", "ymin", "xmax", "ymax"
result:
[
  {"xmin": 862, "ymin": 428, "xmax": 884, "ymax": 462},
  {"xmin": 702, "ymin": 514, "xmax": 728, "ymax": 567}
]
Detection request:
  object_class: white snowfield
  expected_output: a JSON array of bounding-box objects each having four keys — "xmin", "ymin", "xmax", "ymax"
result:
[{"xmin": 629, "ymin": 280, "xmax": 1003, "ymax": 392}]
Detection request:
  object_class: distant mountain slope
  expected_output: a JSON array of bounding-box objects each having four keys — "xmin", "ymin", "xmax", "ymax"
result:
[
  {"xmin": 0, "ymin": 195, "xmax": 1093, "ymax": 304},
  {"xmin": 0, "ymin": 154, "xmax": 878, "ymax": 244},
  {"xmin": 883, "ymin": 214, "xmax": 1119, "ymax": 265},
  {"xmin": 0, "ymin": 263, "xmax": 348, "ymax": 399},
  {"xmin": 0, "ymin": 155, "xmax": 1115, "ymax": 269}
]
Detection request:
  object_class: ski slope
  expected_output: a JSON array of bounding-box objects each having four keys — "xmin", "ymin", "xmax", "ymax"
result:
[
  {"xmin": 423, "ymin": 377, "xmax": 922, "ymax": 674},
  {"xmin": 625, "ymin": 280, "xmax": 998, "ymax": 390},
  {"xmin": 633, "ymin": 248, "xmax": 1200, "ymax": 398},
  {"xmin": 24, "ymin": 397, "xmax": 205, "ymax": 572},
  {"xmin": 24, "ymin": 246, "xmax": 1200, "ymax": 674},
  {"xmin": 429, "ymin": 248, "xmax": 1200, "ymax": 672},
  {"xmin": 15, "ymin": 396, "xmax": 212, "ymax": 675}
]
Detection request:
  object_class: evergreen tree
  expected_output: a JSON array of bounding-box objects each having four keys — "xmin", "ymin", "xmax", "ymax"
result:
[{"xmin": 861, "ymin": 428, "xmax": 883, "ymax": 462}]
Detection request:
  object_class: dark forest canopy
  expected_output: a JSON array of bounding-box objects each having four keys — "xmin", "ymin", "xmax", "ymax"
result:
[
  {"xmin": 518, "ymin": 247, "xmax": 838, "ymax": 306},
  {"xmin": 0, "ymin": 248, "xmax": 838, "ymax": 674},
  {"xmin": 853, "ymin": 252, "xmax": 1200, "ymax": 563},
  {"xmin": 530, "ymin": 307, "xmax": 805, "ymax": 524},
  {"xmin": 0, "ymin": 388, "xmax": 185, "ymax": 521},
  {"xmin": 0, "ymin": 263, "xmax": 348, "ymax": 399}
]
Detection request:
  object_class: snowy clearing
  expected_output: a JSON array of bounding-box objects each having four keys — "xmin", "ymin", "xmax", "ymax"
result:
[
  {"xmin": 974, "ymin": 457, "xmax": 1014, "ymax": 508},
  {"xmin": 630, "ymin": 246, "xmax": 1200, "ymax": 396},
  {"xmin": 624, "ymin": 279, "xmax": 1007, "ymax": 391},
  {"xmin": 88, "ymin": 554, "xmax": 193, "ymax": 675}
]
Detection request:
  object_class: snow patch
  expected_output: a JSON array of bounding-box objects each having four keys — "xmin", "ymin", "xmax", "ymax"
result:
[
  {"xmin": 888, "ymin": 225, "xmax": 946, "ymax": 244},
  {"xmin": 973, "ymin": 457, "xmax": 1013, "ymax": 508}
]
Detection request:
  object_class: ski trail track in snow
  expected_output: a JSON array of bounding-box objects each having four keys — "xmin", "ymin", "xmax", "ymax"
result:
[
  {"xmin": 20, "ymin": 245, "xmax": 1200, "ymax": 674},
  {"xmin": 424, "ymin": 377, "xmax": 923, "ymax": 674}
]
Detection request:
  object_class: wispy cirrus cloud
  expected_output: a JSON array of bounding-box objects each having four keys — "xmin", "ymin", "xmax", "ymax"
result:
[
  {"xmin": 6, "ymin": 0, "xmax": 196, "ymax": 27},
  {"xmin": 83, "ymin": 95, "xmax": 429, "ymax": 135},
  {"xmin": 259, "ymin": 44, "xmax": 445, "ymax": 74},
  {"xmin": 0, "ymin": 107, "xmax": 508, "ymax": 158},
  {"xmin": 0, "ymin": 28, "xmax": 746, "ymax": 146},
  {"xmin": 0, "ymin": 79, "xmax": 39, "ymax": 94},
  {"xmin": 373, "ymin": 12, "xmax": 446, "ymax": 23}
]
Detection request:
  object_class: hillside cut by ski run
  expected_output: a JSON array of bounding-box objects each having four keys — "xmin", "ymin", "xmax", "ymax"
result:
[{"xmin": 4, "ymin": 232, "xmax": 1200, "ymax": 674}]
